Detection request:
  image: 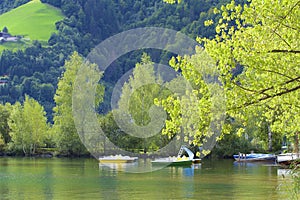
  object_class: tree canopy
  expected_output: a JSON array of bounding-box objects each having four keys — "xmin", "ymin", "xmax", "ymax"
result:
[
  {"xmin": 164, "ymin": 0, "xmax": 299, "ymax": 152},
  {"xmin": 113, "ymin": 53, "xmax": 171, "ymax": 152},
  {"xmin": 8, "ymin": 95, "xmax": 48, "ymax": 155},
  {"xmin": 53, "ymin": 52, "xmax": 90, "ymax": 156},
  {"xmin": 203, "ymin": 0, "xmax": 299, "ymax": 140}
]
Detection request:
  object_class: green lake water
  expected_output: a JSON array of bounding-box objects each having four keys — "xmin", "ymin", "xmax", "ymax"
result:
[{"xmin": 0, "ymin": 158, "xmax": 294, "ymax": 199}]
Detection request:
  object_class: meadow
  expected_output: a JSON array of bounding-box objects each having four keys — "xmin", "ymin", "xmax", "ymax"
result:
[{"xmin": 0, "ymin": 0, "xmax": 64, "ymax": 51}]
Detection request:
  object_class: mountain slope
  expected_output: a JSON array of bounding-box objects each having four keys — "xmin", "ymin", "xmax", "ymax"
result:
[{"xmin": 0, "ymin": 0, "xmax": 63, "ymax": 41}]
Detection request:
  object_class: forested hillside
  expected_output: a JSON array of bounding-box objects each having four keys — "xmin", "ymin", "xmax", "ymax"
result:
[
  {"xmin": 0, "ymin": 0, "xmax": 30, "ymax": 15},
  {"xmin": 0, "ymin": 0, "xmax": 244, "ymax": 120}
]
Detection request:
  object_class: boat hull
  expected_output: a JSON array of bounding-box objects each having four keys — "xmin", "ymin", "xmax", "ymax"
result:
[
  {"xmin": 99, "ymin": 159, "xmax": 136, "ymax": 164},
  {"xmin": 151, "ymin": 159, "xmax": 193, "ymax": 167},
  {"xmin": 276, "ymin": 153, "xmax": 300, "ymax": 165},
  {"xmin": 192, "ymin": 159, "xmax": 201, "ymax": 164},
  {"xmin": 99, "ymin": 156, "xmax": 138, "ymax": 164}
]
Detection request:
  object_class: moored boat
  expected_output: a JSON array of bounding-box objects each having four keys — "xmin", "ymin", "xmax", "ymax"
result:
[
  {"xmin": 99, "ymin": 155, "xmax": 138, "ymax": 163},
  {"xmin": 151, "ymin": 145, "xmax": 201, "ymax": 167},
  {"xmin": 233, "ymin": 153, "xmax": 276, "ymax": 162},
  {"xmin": 276, "ymin": 153, "xmax": 300, "ymax": 165}
]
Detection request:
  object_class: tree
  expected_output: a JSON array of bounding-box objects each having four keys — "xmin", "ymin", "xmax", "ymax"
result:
[
  {"xmin": 114, "ymin": 53, "xmax": 171, "ymax": 152},
  {"xmin": 159, "ymin": 48, "xmax": 225, "ymax": 156},
  {"xmin": 202, "ymin": 0, "xmax": 299, "ymax": 151},
  {"xmin": 53, "ymin": 52, "xmax": 85, "ymax": 156},
  {"xmin": 0, "ymin": 103, "xmax": 11, "ymax": 145},
  {"xmin": 164, "ymin": 0, "xmax": 299, "ymax": 153},
  {"xmin": 53, "ymin": 52, "xmax": 104, "ymax": 156},
  {"xmin": 0, "ymin": 103, "xmax": 11, "ymax": 152},
  {"xmin": 8, "ymin": 96, "xmax": 48, "ymax": 155},
  {"xmin": 2, "ymin": 26, "xmax": 8, "ymax": 33}
]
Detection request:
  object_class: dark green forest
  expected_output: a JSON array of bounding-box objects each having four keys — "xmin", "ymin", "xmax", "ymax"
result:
[
  {"xmin": 0, "ymin": 0, "xmax": 246, "ymax": 118},
  {"xmin": 0, "ymin": 0, "xmax": 30, "ymax": 15}
]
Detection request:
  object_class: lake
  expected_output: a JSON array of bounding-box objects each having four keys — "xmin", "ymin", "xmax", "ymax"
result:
[{"xmin": 0, "ymin": 157, "xmax": 295, "ymax": 199}]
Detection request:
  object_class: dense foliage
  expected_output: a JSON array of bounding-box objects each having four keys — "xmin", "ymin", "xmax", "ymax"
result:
[
  {"xmin": 0, "ymin": 0, "xmax": 236, "ymax": 120},
  {"xmin": 113, "ymin": 53, "xmax": 171, "ymax": 152},
  {"xmin": 1, "ymin": 0, "xmax": 296, "ymax": 157},
  {"xmin": 0, "ymin": 0, "xmax": 29, "ymax": 15},
  {"xmin": 8, "ymin": 95, "xmax": 49, "ymax": 155},
  {"xmin": 161, "ymin": 0, "xmax": 299, "ymax": 156}
]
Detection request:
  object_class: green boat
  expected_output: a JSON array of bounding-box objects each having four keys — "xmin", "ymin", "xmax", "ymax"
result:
[{"xmin": 151, "ymin": 146, "xmax": 201, "ymax": 167}]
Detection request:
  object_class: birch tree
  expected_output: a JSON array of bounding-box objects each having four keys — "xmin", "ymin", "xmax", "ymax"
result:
[{"xmin": 8, "ymin": 96, "xmax": 48, "ymax": 155}]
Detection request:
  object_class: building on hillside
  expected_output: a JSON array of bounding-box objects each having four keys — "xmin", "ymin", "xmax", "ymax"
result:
[
  {"xmin": 0, "ymin": 32, "xmax": 11, "ymax": 38},
  {"xmin": 0, "ymin": 32, "xmax": 19, "ymax": 42}
]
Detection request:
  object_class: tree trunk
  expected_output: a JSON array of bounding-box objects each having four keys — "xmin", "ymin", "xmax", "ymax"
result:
[
  {"xmin": 268, "ymin": 125, "xmax": 272, "ymax": 152},
  {"xmin": 103, "ymin": 135, "xmax": 106, "ymax": 154},
  {"xmin": 23, "ymin": 145, "xmax": 27, "ymax": 156},
  {"xmin": 294, "ymin": 132, "xmax": 299, "ymax": 154}
]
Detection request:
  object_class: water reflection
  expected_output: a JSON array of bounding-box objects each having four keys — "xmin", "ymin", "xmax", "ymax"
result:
[
  {"xmin": 0, "ymin": 158, "xmax": 288, "ymax": 199},
  {"xmin": 167, "ymin": 164, "xmax": 201, "ymax": 177},
  {"xmin": 183, "ymin": 167, "xmax": 194, "ymax": 176},
  {"xmin": 277, "ymin": 168, "xmax": 292, "ymax": 177},
  {"xmin": 0, "ymin": 158, "xmax": 10, "ymax": 199},
  {"xmin": 161, "ymin": 165, "xmax": 201, "ymax": 199},
  {"xmin": 98, "ymin": 158, "xmax": 202, "ymax": 175},
  {"xmin": 42, "ymin": 161, "xmax": 54, "ymax": 200},
  {"xmin": 99, "ymin": 162, "xmax": 138, "ymax": 172},
  {"xmin": 183, "ymin": 164, "xmax": 201, "ymax": 177},
  {"xmin": 276, "ymin": 168, "xmax": 299, "ymax": 199},
  {"xmin": 233, "ymin": 160, "xmax": 276, "ymax": 168},
  {"xmin": 98, "ymin": 160, "xmax": 202, "ymax": 199}
]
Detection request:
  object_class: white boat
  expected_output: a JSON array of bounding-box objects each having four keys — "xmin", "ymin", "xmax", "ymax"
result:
[
  {"xmin": 99, "ymin": 155, "xmax": 138, "ymax": 163},
  {"xmin": 276, "ymin": 153, "xmax": 300, "ymax": 165}
]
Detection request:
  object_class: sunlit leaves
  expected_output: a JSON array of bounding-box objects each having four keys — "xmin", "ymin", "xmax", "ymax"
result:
[
  {"xmin": 158, "ymin": 46, "xmax": 224, "ymax": 153},
  {"xmin": 202, "ymin": 0, "xmax": 300, "ymax": 145},
  {"xmin": 164, "ymin": 0, "xmax": 299, "ymax": 152}
]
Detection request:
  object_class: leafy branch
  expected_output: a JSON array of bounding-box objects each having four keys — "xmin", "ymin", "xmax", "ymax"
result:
[
  {"xmin": 233, "ymin": 82, "xmax": 300, "ymax": 109},
  {"xmin": 272, "ymin": 0, "xmax": 300, "ymax": 35}
]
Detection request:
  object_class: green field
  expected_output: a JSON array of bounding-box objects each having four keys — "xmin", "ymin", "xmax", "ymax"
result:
[{"xmin": 0, "ymin": 0, "xmax": 64, "ymax": 50}]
